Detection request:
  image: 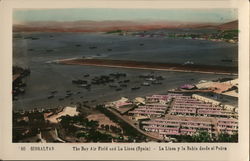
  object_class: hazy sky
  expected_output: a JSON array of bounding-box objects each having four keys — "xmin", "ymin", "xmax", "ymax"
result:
[{"xmin": 13, "ymin": 8, "xmax": 237, "ymax": 24}]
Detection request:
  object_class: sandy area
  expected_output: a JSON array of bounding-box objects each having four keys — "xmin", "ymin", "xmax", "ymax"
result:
[
  {"xmin": 46, "ymin": 106, "xmax": 79, "ymax": 123},
  {"xmin": 87, "ymin": 113, "xmax": 119, "ymax": 128},
  {"xmin": 196, "ymin": 79, "xmax": 238, "ymax": 96},
  {"xmin": 59, "ymin": 58, "xmax": 238, "ymax": 75}
]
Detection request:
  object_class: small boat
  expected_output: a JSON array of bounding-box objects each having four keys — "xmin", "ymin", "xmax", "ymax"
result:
[
  {"xmin": 89, "ymin": 46, "xmax": 97, "ymax": 49},
  {"xmin": 152, "ymin": 81, "xmax": 162, "ymax": 85},
  {"xmin": 155, "ymin": 76, "xmax": 164, "ymax": 80},
  {"xmin": 58, "ymin": 98, "xmax": 64, "ymax": 101},
  {"xmin": 109, "ymin": 84, "xmax": 117, "ymax": 88},
  {"xmin": 116, "ymin": 88, "xmax": 122, "ymax": 91},
  {"xmin": 120, "ymin": 84, "xmax": 127, "ymax": 87},
  {"xmin": 123, "ymin": 79, "xmax": 130, "ymax": 83},
  {"xmin": 221, "ymin": 59, "xmax": 233, "ymax": 62},
  {"xmin": 79, "ymin": 84, "xmax": 91, "ymax": 88},
  {"xmin": 48, "ymin": 95, "xmax": 54, "ymax": 99},
  {"xmin": 72, "ymin": 79, "xmax": 88, "ymax": 84},
  {"xmin": 31, "ymin": 37, "xmax": 40, "ymax": 40},
  {"xmin": 19, "ymin": 88, "xmax": 25, "ymax": 94},
  {"xmin": 146, "ymin": 78, "xmax": 156, "ymax": 81},
  {"xmin": 51, "ymin": 90, "xmax": 58, "ymax": 94},
  {"xmin": 183, "ymin": 60, "xmax": 194, "ymax": 65},
  {"xmin": 141, "ymin": 82, "xmax": 150, "ymax": 86},
  {"xmin": 131, "ymin": 87, "xmax": 140, "ymax": 90}
]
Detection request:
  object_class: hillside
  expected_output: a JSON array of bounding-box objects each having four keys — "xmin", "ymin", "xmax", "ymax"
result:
[{"xmin": 217, "ymin": 20, "xmax": 238, "ymax": 30}]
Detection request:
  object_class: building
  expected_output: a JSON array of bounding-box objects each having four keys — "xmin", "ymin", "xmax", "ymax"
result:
[{"xmin": 192, "ymin": 94, "xmax": 221, "ymax": 106}]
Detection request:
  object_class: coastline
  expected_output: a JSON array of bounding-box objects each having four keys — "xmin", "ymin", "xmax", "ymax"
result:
[{"xmin": 58, "ymin": 58, "xmax": 238, "ymax": 76}]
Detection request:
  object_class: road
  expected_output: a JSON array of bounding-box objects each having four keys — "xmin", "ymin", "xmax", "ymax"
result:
[{"xmin": 106, "ymin": 107, "xmax": 170, "ymax": 142}]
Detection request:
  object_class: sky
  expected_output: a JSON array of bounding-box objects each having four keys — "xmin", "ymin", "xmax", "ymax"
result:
[{"xmin": 13, "ymin": 8, "xmax": 238, "ymax": 24}]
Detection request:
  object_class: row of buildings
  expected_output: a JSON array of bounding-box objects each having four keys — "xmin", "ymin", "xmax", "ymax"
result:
[
  {"xmin": 127, "ymin": 93, "xmax": 238, "ymax": 138},
  {"xmin": 170, "ymin": 95, "xmax": 237, "ymax": 118},
  {"xmin": 142, "ymin": 117, "xmax": 238, "ymax": 138}
]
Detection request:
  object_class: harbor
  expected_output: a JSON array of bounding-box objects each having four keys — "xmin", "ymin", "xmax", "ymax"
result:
[{"xmin": 12, "ymin": 30, "xmax": 238, "ymax": 143}]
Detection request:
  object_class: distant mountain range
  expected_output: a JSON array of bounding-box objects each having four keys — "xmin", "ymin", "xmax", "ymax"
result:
[
  {"xmin": 217, "ymin": 20, "xmax": 238, "ymax": 30},
  {"xmin": 13, "ymin": 20, "xmax": 238, "ymax": 32}
]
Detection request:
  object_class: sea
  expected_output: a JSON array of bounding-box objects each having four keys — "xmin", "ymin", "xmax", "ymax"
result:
[{"xmin": 13, "ymin": 31, "xmax": 238, "ymax": 110}]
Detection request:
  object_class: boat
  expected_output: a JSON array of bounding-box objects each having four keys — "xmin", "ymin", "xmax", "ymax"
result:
[
  {"xmin": 48, "ymin": 95, "xmax": 54, "ymax": 99},
  {"xmin": 19, "ymin": 88, "xmax": 25, "ymax": 94},
  {"xmin": 66, "ymin": 92, "xmax": 73, "ymax": 95},
  {"xmin": 58, "ymin": 98, "xmax": 64, "ymax": 101},
  {"xmin": 155, "ymin": 76, "xmax": 164, "ymax": 80},
  {"xmin": 131, "ymin": 87, "xmax": 140, "ymax": 90},
  {"xmin": 146, "ymin": 78, "xmax": 156, "ymax": 81},
  {"xmin": 116, "ymin": 88, "xmax": 122, "ymax": 91},
  {"xmin": 79, "ymin": 84, "xmax": 91, "ymax": 88},
  {"xmin": 72, "ymin": 79, "xmax": 88, "ymax": 84},
  {"xmin": 123, "ymin": 79, "xmax": 130, "ymax": 83},
  {"xmin": 221, "ymin": 59, "xmax": 233, "ymax": 62},
  {"xmin": 51, "ymin": 90, "xmax": 58, "ymax": 94},
  {"xmin": 120, "ymin": 84, "xmax": 127, "ymax": 87},
  {"xmin": 183, "ymin": 60, "xmax": 194, "ymax": 65},
  {"xmin": 141, "ymin": 82, "xmax": 150, "ymax": 86},
  {"xmin": 89, "ymin": 46, "xmax": 97, "ymax": 49},
  {"xmin": 152, "ymin": 81, "xmax": 162, "ymax": 85},
  {"xmin": 31, "ymin": 37, "xmax": 40, "ymax": 40},
  {"xmin": 109, "ymin": 84, "xmax": 118, "ymax": 88},
  {"xmin": 139, "ymin": 74, "xmax": 154, "ymax": 78}
]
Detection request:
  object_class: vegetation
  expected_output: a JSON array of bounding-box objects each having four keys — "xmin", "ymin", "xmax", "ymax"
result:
[
  {"xmin": 174, "ymin": 131, "xmax": 238, "ymax": 143},
  {"xmin": 162, "ymin": 29, "xmax": 238, "ymax": 43},
  {"xmin": 59, "ymin": 114, "xmax": 127, "ymax": 142},
  {"xmin": 218, "ymin": 30, "xmax": 238, "ymax": 40},
  {"xmin": 192, "ymin": 131, "xmax": 213, "ymax": 142},
  {"xmin": 217, "ymin": 132, "xmax": 238, "ymax": 142},
  {"xmin": 106, "ymin": 29, "xmax": 123, "ymax": 34},
  {"xmin": 96, "ymin": 105, "xmax": 146, "ymax": 142}
]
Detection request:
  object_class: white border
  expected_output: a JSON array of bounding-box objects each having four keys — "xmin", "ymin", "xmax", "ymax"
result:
[{"xmin": 0, "ymin": 0, "xmax": 249, "ymax": 160}]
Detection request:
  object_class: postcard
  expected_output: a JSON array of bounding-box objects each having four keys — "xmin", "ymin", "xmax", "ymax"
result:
[{"xmin": 0, "ymin": 0, "xmax": 249, "ymax": 160}]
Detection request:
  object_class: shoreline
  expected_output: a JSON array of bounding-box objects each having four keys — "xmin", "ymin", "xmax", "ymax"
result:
[{"xmin": 58, "ymin": 58, "xmax": 238, "ymax": 76}]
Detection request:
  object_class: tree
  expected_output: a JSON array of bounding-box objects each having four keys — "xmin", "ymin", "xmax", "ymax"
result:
[
  {"xmin": 105, "ymin": 125, "xmax": 110, "ymax": 131},
  {"xmin": 192, "ymin": 131, "xmax": 212, "ymax": 142},
  {"xmin": 217, "ymin": 132, "xmax": 238, "ymax": 142}
]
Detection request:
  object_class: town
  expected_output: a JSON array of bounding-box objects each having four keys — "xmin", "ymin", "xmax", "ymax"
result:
[{"xmin": 13, "ymin": 76, "xmax": 238, "ymax": 143}]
